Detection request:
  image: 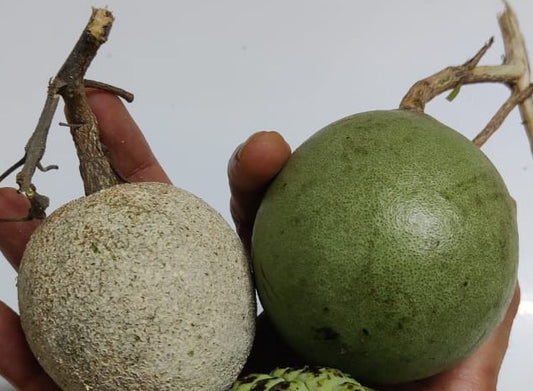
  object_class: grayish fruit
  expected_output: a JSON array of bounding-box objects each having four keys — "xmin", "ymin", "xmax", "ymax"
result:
[{"xmin": 18, "ymin": 182, "xmax": 256, "ymax": 391}]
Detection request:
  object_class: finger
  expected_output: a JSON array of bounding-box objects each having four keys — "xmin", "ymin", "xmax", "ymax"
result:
[
  {"xmin": 228, "ymin": 131, "xmax": 291, "ymax": 254},
  {"xmin": 470, "ymin": 283, "xmax": 521, "ymax": 375},
  {"xmin": 0, "ymin": 188, "xmax": 41, "ymax": 270},
  {"xmin": 0, "ymin": 301, "xmax": 60, "ymax": 390},
  {"xmin": 86, "ymin": 89, "xmax": 171, "ymax": 184},
  {"xmin": 1, "ymin": 90, "xmax": 169, "ymax": 268}
]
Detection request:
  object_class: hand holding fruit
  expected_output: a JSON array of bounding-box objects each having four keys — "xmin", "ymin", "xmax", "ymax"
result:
[
  {"xmin": 0, "ymin": 91, "xmax": 521, "ymax": 390},
  {"xmin": 0, "ymin": 90, "xmax": 171, "ymax": 390},
  {"xmin": 229, "ymin": 128, "xmax": 521, "ymax": 391}
]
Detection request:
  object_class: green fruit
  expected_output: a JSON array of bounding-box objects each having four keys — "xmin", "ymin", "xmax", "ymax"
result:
[
  {"xmin": 232, "ymin": 366, "xmax": 374, "ymax": 390},
  {"xmin": 252, "ymin": 109, "xmax": 518, "ymax": 384},
  {"xmin": 18, "ymin": 182, "xmax": 256, "ymax": 391}
]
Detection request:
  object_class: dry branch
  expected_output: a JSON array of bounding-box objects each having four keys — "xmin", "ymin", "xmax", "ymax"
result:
[
  {"xmin": 477, "ymin": 2, "xmax": 533, "ymax": 150},
  {"xmin": 0, "ymin": 7, "xmax": 133, "ymax": 221},
  {"xmin": 400, "ymin": 3, "xmax": 533, "ymax": 154}
]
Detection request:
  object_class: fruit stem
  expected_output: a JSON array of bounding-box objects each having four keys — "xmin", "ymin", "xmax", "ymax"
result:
[
  {"xmin": 0, "ymin": 8, "xmax": 133, "ymax": 221},
  {"xmin": 399, "ymin": 38, "xmax": 494, "ymax": 113},
  {"xmin": 399, "ymin": 2, "xmax": 533, "ymax": 156},
  {"xmin": 58, "ymin": 8, "xmax": 123, "ymax": 196}
]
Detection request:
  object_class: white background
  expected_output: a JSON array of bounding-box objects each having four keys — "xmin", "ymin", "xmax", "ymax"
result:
[{"xmin": 0, "ymin": 1, "xmax": 532, "ymax": 389}]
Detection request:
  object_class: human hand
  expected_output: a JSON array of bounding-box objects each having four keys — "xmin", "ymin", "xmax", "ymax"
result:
[
  {"xmin": 0, "ymin": 90, "xmax": 171, "ymax": 390},
  {"xmin": 227, "ymin": 131, "xmax": 521, "ymax": 390},
  {"xmin": 0, "ymin": 95, "xmax": 520, "ymax": 391}
]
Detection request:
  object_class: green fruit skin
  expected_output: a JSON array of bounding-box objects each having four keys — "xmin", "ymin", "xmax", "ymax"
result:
[{"xmin": 252, "ymin": 110, "xmax": 518, "ymax": 385}]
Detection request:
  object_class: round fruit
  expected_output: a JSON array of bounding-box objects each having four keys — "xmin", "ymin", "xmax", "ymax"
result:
[
  {"xmin": 252, "ymin": 109, "xmax": 518, "ymax": 384},
  {"xmin": 18, "ymin": 182, "xmax": 256, "ymax": 391}
]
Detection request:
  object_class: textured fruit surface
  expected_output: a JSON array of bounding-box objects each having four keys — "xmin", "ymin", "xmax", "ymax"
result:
[
  {"xmin": 18, "ymin": 182, "xmax": 256, "ymax": 391},
  {"xmin": 232, "ymin": 366, "xmax": 375, "ymax": 390},
  {"xmin": 252, "ymin": 110, "xmax": 518, "ymax": 384}
]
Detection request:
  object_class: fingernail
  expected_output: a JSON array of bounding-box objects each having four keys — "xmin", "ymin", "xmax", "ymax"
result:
[
  {"xmin": 236, "ymin": 131, "xmax": 272, "ymax": 162},
  {"xmin": 235, "ymin": 142, "xmax": 245, "ymax": 162}
]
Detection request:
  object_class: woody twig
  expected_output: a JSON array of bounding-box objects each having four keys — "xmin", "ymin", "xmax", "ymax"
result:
[
  {"xmin": 400, "ymin": 2, "xmax": 533, "ymax": 155},
  {"xmin": 0, "ymin": 7, "xmax": 133, "ymax": 222}
]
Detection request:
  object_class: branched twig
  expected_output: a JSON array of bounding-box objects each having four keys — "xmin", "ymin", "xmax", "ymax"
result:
[
  {"xmin": 55, "ymin": 8, "xmax": 123, "ymax": 197},
  {"xmin": 15, "ymin": 90, "xmax": 60, "ymax": 197},
  {"xmin": 473, "ymin": 84, "xmax": 533, "ymax": 147},
  {"xmin": 474, "ymin": 1, "xmax": 533, "ymax": 151},
  {"xmin": 84, "ymin": 79, "xmax": 134, "ymax": 102},
  {"xmin": 400, "ymin": 3, "xmax": 533, "ymax": 155},
  {"xmin": 0, "ymin": 7, "xmax": 133, "ymax": 222},
  {"xmin": 399, "ymin": 37, "xmax": 496, "ymax": 112}
]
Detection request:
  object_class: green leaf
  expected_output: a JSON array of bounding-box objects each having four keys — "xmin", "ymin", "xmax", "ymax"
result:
[{"xmin": 446, "ymin": 84, "xmax": 462, "ymax": 101}]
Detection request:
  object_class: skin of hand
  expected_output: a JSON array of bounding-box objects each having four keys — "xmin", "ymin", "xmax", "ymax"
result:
[{"xmin": 0, "ymin": 90, "xmax": 521, "ymax": 391}]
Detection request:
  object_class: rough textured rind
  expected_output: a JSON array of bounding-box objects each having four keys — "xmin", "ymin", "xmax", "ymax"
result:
[
  {"xmin": 252, "ymin": 109, "xmax": 518, "ymax": 384},
  {"xmin": 18, "ymin": 182, "xmax": 256, "ymax": 391}
]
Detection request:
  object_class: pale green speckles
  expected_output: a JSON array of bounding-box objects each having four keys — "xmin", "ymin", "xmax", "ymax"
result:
[
  {"xmin": 90, "ymin": 242, "xmax": 100, "ymax": 254},
  {"xmin": 18, "ymin": 182, "xmax": 256, "ymax": 391}
]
